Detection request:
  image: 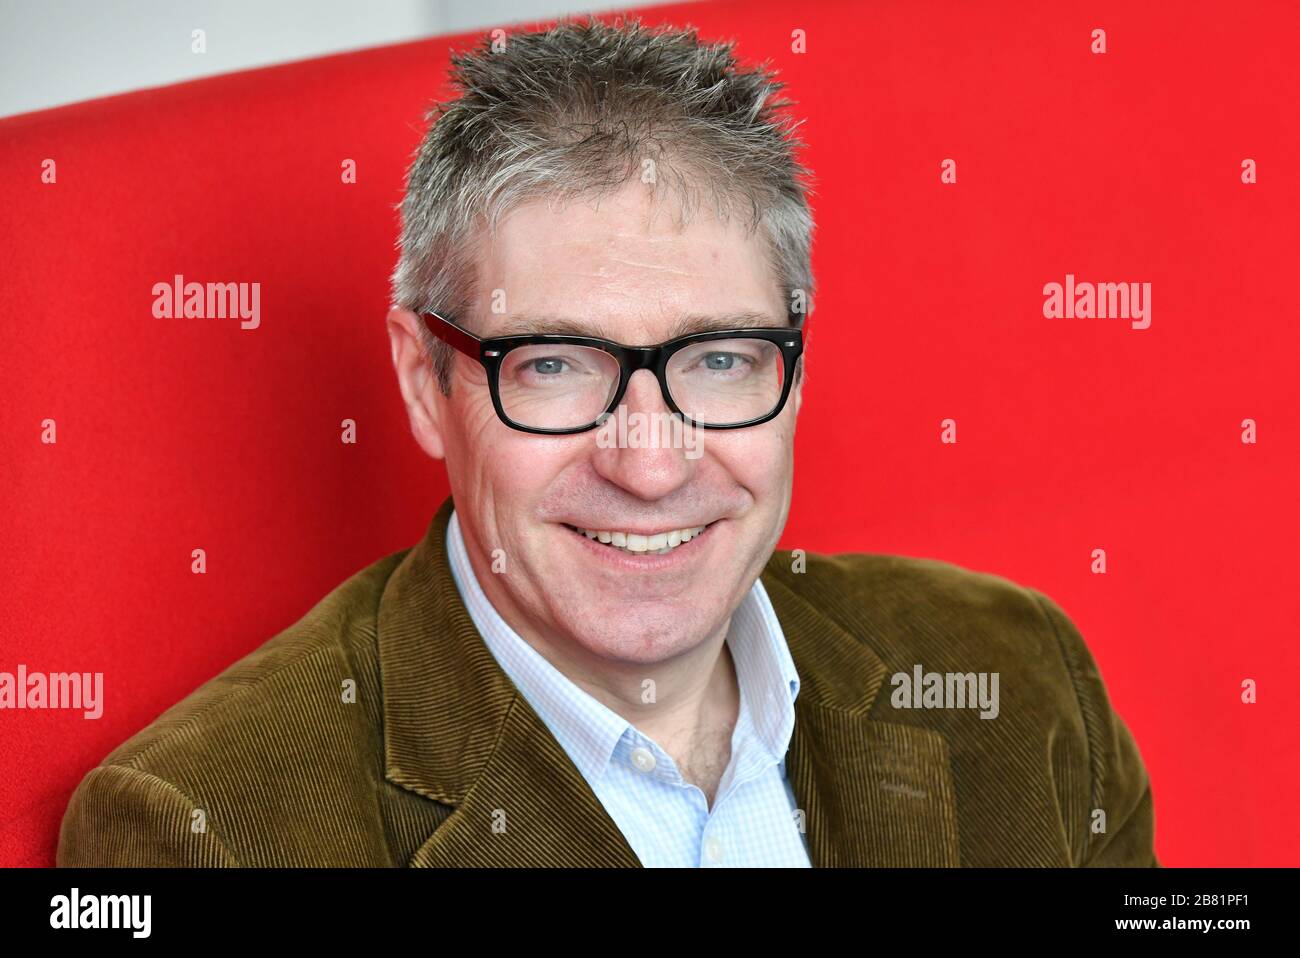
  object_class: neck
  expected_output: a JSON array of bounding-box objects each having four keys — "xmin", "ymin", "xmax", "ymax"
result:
[
  {"xmin": 517, "ymin": 615, "xmax": 742, "ymax": 802},
  {"xmin": 510, "ymin": 606, "xmax": 740, "ymax": 745}
]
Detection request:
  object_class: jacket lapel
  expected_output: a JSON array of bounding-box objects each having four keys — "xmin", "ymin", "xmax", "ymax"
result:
[
  {"xmin": 378, "ymin": 494, "xmax": 958, "ymax": 867},
  {"xmin": 763, "ymin": 569, "xmax": 961, "ymax": 866},
  {"xmin": 406, "ymin": 698, "xmax": 642, "ymax": 867},
  {"xmin": 377, "ymin": 495, "xmax": 639, "ymax": 867}
]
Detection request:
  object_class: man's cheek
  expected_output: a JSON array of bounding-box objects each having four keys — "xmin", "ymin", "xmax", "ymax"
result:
[
  {"xmin": 462, "ymin": 395, "xmax": 500, "ymax": 436},
  {"xmin": 725, "ymin": 439, "xmax": 788, "ymax": 487}
]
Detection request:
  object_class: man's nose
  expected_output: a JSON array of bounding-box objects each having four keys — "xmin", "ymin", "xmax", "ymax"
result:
[{"xmin": 590, "ymin": 369, "xmax": 698, "ymax": 501}]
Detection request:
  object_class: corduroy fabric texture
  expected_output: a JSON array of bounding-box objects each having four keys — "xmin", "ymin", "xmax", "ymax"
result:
[{"xmin": 57, "ymin": 495, "xmax": 1158, "ymax": 867}]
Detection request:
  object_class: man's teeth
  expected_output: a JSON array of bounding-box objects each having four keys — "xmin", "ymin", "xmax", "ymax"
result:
[{"xmin": 575, "ymin": 525, "xmax": 708, "ymax": 554}]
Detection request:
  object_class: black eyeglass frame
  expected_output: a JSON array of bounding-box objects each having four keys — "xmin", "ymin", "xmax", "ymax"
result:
[{"xmin": 420, "ymin": 308, "xmax": 806, "ymax": 435}]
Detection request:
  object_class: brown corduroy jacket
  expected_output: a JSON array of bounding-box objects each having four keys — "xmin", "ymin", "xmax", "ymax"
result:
[{"xmin": 57, "ymin": 495, "xmax": 1158, "ymax": 867}]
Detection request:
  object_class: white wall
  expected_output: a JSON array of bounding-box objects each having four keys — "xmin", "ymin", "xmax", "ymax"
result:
[{"xmin": 0, "ymin": 0, "xmax": 677, "ymax": 118}]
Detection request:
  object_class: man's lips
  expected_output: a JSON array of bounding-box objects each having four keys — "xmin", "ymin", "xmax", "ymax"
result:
[
  {"xmin": 557, "ymin": 520, "xmax": 720, "ymax": 538},
  {"xmin": 560, "ymin": 520, "xmax": 718, "ymax": 559}
]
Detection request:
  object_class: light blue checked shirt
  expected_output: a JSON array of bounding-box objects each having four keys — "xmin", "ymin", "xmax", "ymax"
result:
[{"xmin": 445, "ymin": 510, "xmax": 812, "ymax": 867}]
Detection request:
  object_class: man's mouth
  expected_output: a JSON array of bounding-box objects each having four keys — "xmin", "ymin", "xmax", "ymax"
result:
[{"xmin": 561, "ymin": 522, "xmax": 715, "ymax": 555}]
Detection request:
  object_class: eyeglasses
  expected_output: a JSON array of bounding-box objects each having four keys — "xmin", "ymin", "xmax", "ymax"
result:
[{"xmin": 420, "ymin": 308, "xmax": 805, "ymax": 434}]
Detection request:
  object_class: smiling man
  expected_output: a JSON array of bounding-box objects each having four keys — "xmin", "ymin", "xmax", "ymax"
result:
[{"xmin": 58, "ymin": 17, "xmax": 1157, "ymax": 868}]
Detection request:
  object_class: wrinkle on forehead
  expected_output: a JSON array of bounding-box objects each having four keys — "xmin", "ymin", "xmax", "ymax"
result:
[
  {"xmin": 603, "ymin": 257, "xmax": 702, "ymax": 275},
  {"xmin": 517, "ymin": 256, "xmax": 709, "ymax": 283}
]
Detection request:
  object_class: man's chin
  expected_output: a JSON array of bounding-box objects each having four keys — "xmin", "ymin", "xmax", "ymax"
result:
[{"xmin": 554, "ymin": 598, "xmax": 723, "ymax": 665}]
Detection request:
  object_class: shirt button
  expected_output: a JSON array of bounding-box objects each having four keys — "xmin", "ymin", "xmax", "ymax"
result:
[
  {"xmin": 705, "ymin": 837, "xmax": 724, "ymax": 863},
  {"xmin": 630, "ymin": 747, "xmax": 656, "ymax": 773}
]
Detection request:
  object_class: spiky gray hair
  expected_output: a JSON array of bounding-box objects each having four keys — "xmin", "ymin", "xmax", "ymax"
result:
[{"xmin": 390, "ymin": 15, "xmax": 816, "ymax": 394}]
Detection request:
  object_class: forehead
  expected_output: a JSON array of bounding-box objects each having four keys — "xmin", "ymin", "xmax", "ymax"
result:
[{"xmin": 472, "ymin": 182, "xmax": 785, "ymax": 339}]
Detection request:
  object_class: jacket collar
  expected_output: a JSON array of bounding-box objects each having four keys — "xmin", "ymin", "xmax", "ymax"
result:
[{"xmin": 377, "ymin": 496, "xmax": 958, "ymax": 867}]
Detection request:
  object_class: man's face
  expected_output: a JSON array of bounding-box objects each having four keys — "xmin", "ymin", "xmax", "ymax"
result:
[{"xmin": 391, "ymin": 181, "xmax": 803, "ymax": 666}]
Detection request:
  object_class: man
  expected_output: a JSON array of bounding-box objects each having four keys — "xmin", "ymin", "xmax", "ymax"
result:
[{"xmin": 58, "ymin": 17, "xmax": 1157, "ymax": 867}]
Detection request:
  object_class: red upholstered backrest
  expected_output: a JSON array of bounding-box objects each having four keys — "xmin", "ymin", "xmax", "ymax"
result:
[{"xmin": 2, "ymin": 0, "xmax": 1297, "ymax": 866}]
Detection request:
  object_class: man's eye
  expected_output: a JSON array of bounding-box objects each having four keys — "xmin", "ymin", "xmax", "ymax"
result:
[
  {"xmin": 530, "ymin": 357, "xmax": 567, "ymax": 375},
  {"xmin": 700, "ymin": 352, "xmax": 750, "ymax": 371}
]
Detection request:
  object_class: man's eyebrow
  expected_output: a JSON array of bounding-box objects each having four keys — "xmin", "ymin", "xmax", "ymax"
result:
[
  {"xmin": 491, "ymin": 311, "xmax": 787, "ymax": 340},
  {"xmin": 665, "ymin": 312, "xmax": 789, "ymax": 338},
  {"xmin": 491, "ymin": 315, "xmax": 620, "ymax": 337}
]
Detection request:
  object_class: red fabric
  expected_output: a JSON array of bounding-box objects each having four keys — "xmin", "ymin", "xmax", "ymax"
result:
[{"xmin": 2, "ymin": 0, "xmax": 1296, "ymax": 867}]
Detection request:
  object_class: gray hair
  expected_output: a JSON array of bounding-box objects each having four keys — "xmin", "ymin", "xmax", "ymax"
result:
[{"xmin": 390, "ymin": 15, "xmax": 816, "ymax": 394}]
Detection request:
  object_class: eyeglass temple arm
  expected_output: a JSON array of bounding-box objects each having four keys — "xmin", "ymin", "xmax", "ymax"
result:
[{"xmin": 421, "ymin": 311, "xmax": 481, "ymax": 358}]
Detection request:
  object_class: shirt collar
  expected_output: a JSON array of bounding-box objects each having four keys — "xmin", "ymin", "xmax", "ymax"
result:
[{"xmin": 444, "ymin": 508, "xmax": 801, "ymax": 783}]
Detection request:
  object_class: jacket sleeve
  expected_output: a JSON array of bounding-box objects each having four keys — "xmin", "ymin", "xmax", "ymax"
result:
[
  {"xmin": 57, "ymin": 763, "xmax": 239, "ymax": 867},
  {"xmin": 1028, "ymin": 588, "xmax": 1160, "ymax": 868}
]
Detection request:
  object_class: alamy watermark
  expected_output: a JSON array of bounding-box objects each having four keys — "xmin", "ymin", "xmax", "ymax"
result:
[
  {"xmin": 0, "ymin": 665, "xmax": 103, "ymax": 719},
  {"xmin": 1043, "ymin": 273, "xmax": 1151, "ymax": 330},
  {"xmin": 890, "ymin": 665, "xmax": 1000, "ymax": 719},
  {"xmin": 50, "ymin": 888, "xmax": 150, "ymax": 938},
  {"xmin": 595, "ymin": 406, "xmax": 703, "ymax": 460},
  {"xmin": 152, "ymin": 273, "xmax": 260, "ymax": 329}
]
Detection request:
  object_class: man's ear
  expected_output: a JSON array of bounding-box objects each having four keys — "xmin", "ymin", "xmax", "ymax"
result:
[{"xmin": 386, "ymin": 306, "xmax": 447, "ymax": 461}]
